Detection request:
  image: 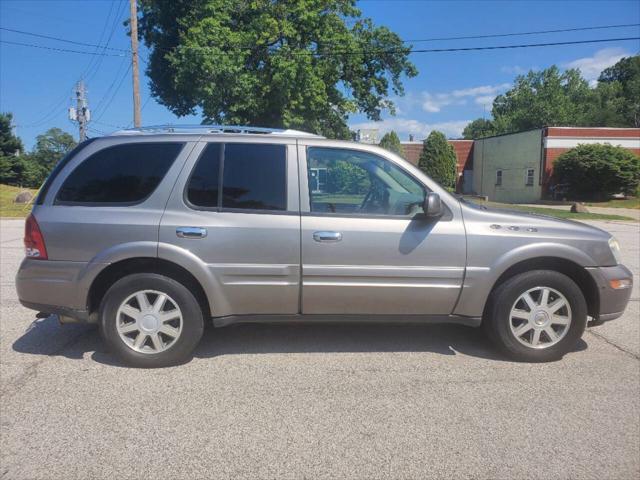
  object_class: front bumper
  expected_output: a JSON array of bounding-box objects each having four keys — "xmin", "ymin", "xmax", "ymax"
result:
[{"xmin": 586, "ymin": 264, "xmax": 634, "ymax": 323}]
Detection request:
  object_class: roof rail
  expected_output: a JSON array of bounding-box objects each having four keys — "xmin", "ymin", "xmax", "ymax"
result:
[{"xmin": 110, "ymin": 124, "xmax": 324, "ymax": 138}]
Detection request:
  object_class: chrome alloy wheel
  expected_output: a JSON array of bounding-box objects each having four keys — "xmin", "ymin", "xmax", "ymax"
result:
[
  {"xmin": 509, "ymin": 286, "xmax": 572, "ymax": 349},
  {"xmin": 116, "ymin": 290, "xmax": 183, "ymax": 354}
]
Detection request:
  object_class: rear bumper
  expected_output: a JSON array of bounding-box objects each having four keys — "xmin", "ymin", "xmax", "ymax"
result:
[
  {"xmin": 15, "ymin": 258, "xmax": 89, "ymax": 313},
  {"xmin": 586, "ymin": 264, "xmax": 633, "ymax": 323}
]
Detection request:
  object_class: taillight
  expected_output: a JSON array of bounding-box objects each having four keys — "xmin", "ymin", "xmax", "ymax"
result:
[{"xmin": 24, "ymin": 214, "xmax": 48, "ymax": 260}]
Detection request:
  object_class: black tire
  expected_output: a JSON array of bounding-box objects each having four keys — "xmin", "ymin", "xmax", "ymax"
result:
[
  {"xmin": 484, "ymin": 270, "xmax": 587, "ymax": 362},
  {"xmin": 100, "ymin": 273, "xmax": 204, "ymax": 368}
]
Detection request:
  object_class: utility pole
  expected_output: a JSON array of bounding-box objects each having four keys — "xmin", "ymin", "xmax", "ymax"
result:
[
  {"xmin": 130, "ymin": 0, "xmax": 141, "ymax": 128},
  {"xmin": 69, "ymin": 80, "xmax": 90, "ymax": 141}
]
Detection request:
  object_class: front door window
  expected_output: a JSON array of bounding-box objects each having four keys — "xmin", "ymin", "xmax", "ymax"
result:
[{"xmin": 306, "ymin": 147, "xmax": 426, "ymax": 216}]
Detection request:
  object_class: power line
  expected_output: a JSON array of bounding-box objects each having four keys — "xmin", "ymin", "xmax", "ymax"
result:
[
  {"xmin": 0, "ymin": 26, "xmax": 129, "ymax": 52},
  {"xmin": 92, "ymin": 62, "xmax": 132, "ymax": 122},
  {"xmin": 161, "ymin": 36, "xmax": 640, "ymax": 56},
  {"xmin": 0, "ymin": 39, "xmax": 126, "ymax": 56},
  {"xmin": 404, "ymin": 23, "xmax": 640, "ymax": 43}
]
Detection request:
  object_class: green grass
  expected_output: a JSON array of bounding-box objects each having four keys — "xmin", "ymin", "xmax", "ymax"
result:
[
  {"xmin": 0, "ymin": 184, "xmax": 36, "ymax": 218},
  {"xmin": 483, "ymin": 201, "xmax": 635, "ymax": 221},
  {"xmin": 585, "ymin": 198, "xmax": 640, "ymax": 209}
]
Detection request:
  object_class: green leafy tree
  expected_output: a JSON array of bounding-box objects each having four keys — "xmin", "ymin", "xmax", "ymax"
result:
[
  {"xmin": 138, "ymin": 0, "xmax": 417, "ymax": 139},
  {"xmin": 595, "ymin": 55, "xmax": 640, "ymax": 127},
  {"xmin": 554, "ymin": 144, "xmax": 640, "ymax": 200},
  {"xmin": 0, "ymin": 113, "xmax": 23, "ymax": 184},
  {"xmin": 418, "ymin": 131, "xmax": 456, "ymax": 190},
  {"xmin": 462, "ymin": 118, "xmax": 495, "ymax": 139},
  {"xmin": 30, "ymin": 128, "xmax": 77, "ymax": 172},
  {"xmin": 379, "ymin": 131, "xmax": 404, "ymax": 156},
  {"xmin": 491, "ymin": 66, "xmax": 594, "ymax": 134}
]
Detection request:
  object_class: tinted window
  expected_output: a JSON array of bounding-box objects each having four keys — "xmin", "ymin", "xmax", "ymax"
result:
[
  {"xmin": 187, "ymin": 143, "xmax": 221, "ymax": 207},
  {"xmin": 307, "ymin": 147, "xmax": 425, "ymax": 216},
  {"xmin": 222, "ymin": 143, "xmax": 286, "ymax": 210},
  {"xmin": 56, "ymin": 142, "xmax": 183, "ymax": 204}
]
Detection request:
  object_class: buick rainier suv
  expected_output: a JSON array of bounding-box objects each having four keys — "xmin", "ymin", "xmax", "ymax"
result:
[{"xmin": 16, "ymin": 126, "xmax": 633, "ymax": 367}]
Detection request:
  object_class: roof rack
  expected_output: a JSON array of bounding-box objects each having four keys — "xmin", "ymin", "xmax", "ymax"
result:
[{"xmin": 110, "ymin": 124, "xmax": 324, "ymax": 138}]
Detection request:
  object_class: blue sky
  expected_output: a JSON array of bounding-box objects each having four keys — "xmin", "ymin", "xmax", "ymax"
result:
[{"xmin": 1, "ymin": 0, "xmax": 639, "ymax": 149}]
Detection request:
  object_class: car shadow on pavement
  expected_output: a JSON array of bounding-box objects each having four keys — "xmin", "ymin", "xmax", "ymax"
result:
[{"xmin": 13, "ymin": 315, "xmax": 588, "ymax": 367}]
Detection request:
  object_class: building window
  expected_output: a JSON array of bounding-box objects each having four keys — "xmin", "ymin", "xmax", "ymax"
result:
[
  {"xmin": 526, "ymin": 168, "xmax": 535, "ymax": 186},
  {"xmin": 495, "ymin": 170, "xmax": 502, "ymax": 186}
]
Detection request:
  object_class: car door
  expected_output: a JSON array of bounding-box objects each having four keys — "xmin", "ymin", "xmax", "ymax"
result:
[
  {"xmin": 159, "ymin": 137, "xmax": 301, "ymax": 317},
  {"xmin": 299, "ymin": 142, "xmax": 466, "ymax": 316}
]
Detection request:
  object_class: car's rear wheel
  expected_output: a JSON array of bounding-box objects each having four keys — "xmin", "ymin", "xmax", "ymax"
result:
[
  {"xmin": 484, "ymin": 270, "xmax": 587, "ymax": 362},
  {"xmin": 100, "ymin": 273, "xmax": 204, "ymax": 368}
]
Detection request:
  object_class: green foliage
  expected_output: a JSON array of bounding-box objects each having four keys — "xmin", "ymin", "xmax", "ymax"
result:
[
  {"xmin": 462, "ymin": 118, "xmax": 495, "ymax": 139},
  {"xmin": 554, "ymin": 144, "xmax": 640, "ymax": 200},
  {"xmin": 418, "ymin": 131, "xmax": 457, "ymax": 190},
  {"xmin": 327, "ymin": 160, "xmax": 370, "ymax": 194},
  {"xmin": 379, "ymin": 131, "xmax": 404, "ymax": 156},
  {"xmin": 596, "ymin": 56, "xmax": 640, "ymax": 127},
  {"xmin": 491, "ymin": 66, "xmax": 593, "ymax": 134},
  {"xmin": 462, "ymin": 55, "xmax": 640, "ymax": 136},
  {"xmin": 138, "ymin": 0, "xmax": 417, "ymax": 139},
  {"xmin": 0, "ymin": 124, "xmax": 76, "ymax": 188},
  {"xmin": 0, "ymin": 113, "xmax": 22, "ymax": 157}
]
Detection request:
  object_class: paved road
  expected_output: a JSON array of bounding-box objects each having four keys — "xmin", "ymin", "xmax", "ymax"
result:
[{"xmin": 1, "ymin": 218, "xmax": 638, "ymax": 480}]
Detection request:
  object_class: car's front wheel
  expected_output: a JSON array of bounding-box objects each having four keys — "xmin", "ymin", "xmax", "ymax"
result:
[
  {"xmin": 100, "ymin": 273, "xmax": 204, "ymax": 368},
  {"xmin": 484, "ymin": 270, "xmax": 587, "ymax": 362}
]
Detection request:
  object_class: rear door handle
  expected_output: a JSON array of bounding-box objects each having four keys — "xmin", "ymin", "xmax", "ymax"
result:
[
  {"xmin": 313, "ymin": 231, "xmax": 342, "ymax": 242},
  {"xmin": 176, "ymin": 227, "xmax": 207, "ymax": 239}
]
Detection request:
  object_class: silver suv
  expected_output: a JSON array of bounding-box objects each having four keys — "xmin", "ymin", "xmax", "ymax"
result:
[{"xmin": 16, "ymin": 126, "xmax": 633, "ymax": 367}]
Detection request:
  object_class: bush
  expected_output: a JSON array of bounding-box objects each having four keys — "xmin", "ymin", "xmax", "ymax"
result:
[
  {"xmin": 418, "ymin": 131, "xmax": 457, "ymax": 190},
  {"xmin": 554, "ymin": 144, "xmax": 640, "ymax": 200}
]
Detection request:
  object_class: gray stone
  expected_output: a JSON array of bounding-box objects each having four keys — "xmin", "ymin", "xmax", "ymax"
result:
[
  {"xmin": 14, "ymin": 191, "xmax": 33, "ymax": 204},
  {"xmin": 570, "ymin": 202, "xmax": 590, "ymax": 213}
]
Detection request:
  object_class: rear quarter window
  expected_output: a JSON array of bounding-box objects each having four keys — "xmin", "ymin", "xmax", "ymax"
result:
[{"xmin": 55, "ymin": 142, "xmax": 184, "ymax": 204}]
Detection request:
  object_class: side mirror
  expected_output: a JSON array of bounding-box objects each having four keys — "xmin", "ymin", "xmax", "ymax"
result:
[{"xmin": 423, "ymin": 192, "xmax": 443, "ymax": 218}]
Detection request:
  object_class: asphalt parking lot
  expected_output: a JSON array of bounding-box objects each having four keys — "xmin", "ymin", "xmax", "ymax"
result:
[{"xmin": 1, "ymin": 218, "xmax": 638, "ymax": 480}]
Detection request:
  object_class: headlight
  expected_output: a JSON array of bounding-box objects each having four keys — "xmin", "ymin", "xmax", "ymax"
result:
[{"xmin": 608, "ymin": 236, "xmax": 622, "ymax": 265}]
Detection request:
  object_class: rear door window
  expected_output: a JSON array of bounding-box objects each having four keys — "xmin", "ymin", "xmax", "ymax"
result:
[
  {"xmin": 186, "ymin": 143, "xmax": 287, "ymax": 212},
  {"xmin": 56, "ymin": 142, "xmax": 184, "ymax": 204}
]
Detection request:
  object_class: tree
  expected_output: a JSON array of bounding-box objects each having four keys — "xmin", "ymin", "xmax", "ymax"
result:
[
  {"xmin": 138, "ymin": 0, "xmax": 417, "ymax": 139},
  {"xmin": 462, "ymin": 118, "xmax": 495, "ymax": 139},
  {"xmin": 0, "ymin": 124, "xmax": 76, "ymax": 188},
  {"xmin": 595, "ymin": 55, "xmax": 640, "ymax": 127},
  {"xmin": 0, "ymin": 113, "xmax": 23, "ymax": 184},
  {"xmin": 379, "ymin": 131, "xmax": 404, "ymax": 156},
  {"xmin": 418, "ymin": 131, "xmax": 457, "ymax": 190},
  {"xmin": 554, "ymin": 144, "xmax": 640, "ymax": 200},
  {"xmin": 30, "ymin": 128, "xmax": 77, "ymax": 172},
  {"xmin": 491, "ymin": 66, "xmax": 594, "ymax": 134}
]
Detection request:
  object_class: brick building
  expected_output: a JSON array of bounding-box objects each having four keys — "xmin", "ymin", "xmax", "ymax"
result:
[
  {"xmin": 400, "ymin": 127, "xmax": 639, "ymax": 201},
  {"xmin": 401, "ymin": 139, "xmax": 473, "ymax": 192}
]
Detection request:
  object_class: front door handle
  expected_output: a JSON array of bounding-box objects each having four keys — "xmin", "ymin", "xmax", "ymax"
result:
[
  {"xmin": 176, "ymin": 227, "xmax": 207, "ymax": 239},
  {"xmin": 313, "ymin": 231, "xmax": 342, "ymax": 242}
]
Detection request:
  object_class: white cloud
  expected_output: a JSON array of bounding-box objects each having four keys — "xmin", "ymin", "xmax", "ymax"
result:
[
  {"xmin": 474, "ymin": 95, "xmax": 496, "ymax": 107},
  {"xmin": 350, "ymin": 118, "xmax": 471, "ymax": 140},
  {"xmin": 564, "ymin": 47, "xmax": 630, "ymax": 84},
  {"xmin": 500, "ymin": 65, "xmax": 535, "ymax": 75},
  {"xmin": 420, "ymin": 83, "xmax": 510, "ymax": 113}
]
